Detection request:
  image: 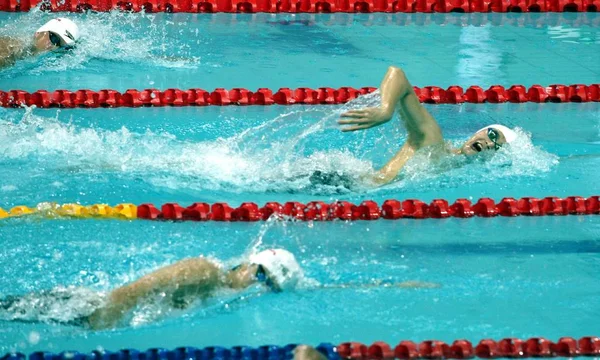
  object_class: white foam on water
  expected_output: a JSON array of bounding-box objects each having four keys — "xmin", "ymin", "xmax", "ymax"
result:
[
  {"xmin": 0, "ymin": 9, "xmax": 202, "ymax": 77},
  {"xmin": 0, "ymin": 92, "xmax": 558, "ymax": 195},
  {"xmin": 0, "ymin": 286, "xmax": 105, "ymax": 324}
]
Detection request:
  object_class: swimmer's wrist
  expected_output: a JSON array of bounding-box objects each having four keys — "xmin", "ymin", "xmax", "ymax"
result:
[{"xmin": 380, "ymin": 104, "xmax": 394, "ymax": 119}]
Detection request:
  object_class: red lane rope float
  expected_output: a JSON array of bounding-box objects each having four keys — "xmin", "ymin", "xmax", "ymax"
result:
[
  {"xmin": 1, "ymin": 0, "xmax": 598, "ymax": 12},
  {"xmin": 137, "ymin": 195, "xmax": 599, "ymax": 221},
  {"xmin": 338, "ymin": 337, "xmax": 600, "ymax": 359},
  {"xmin": 2, "ymin": 196, "xmax": 598, "ymax": 221},
  {"xmin": 1, "ymin": 84, "xmax": 599, "ymax": 108},
  {"xmin": 167, "ymin": 12, "xmax": 600, "ymax": 28}
]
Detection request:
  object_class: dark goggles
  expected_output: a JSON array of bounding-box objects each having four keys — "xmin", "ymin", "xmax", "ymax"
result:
[
  {"xmin": 256, "ymin": 264, "xmax": 280, "ymax": 292},
  {"xmin": 48, "ymin": 32, "xmax": 75, "ymax": 51},
  {"xmin": 48, "ymin": 32, "xmax": 62, "ymax": 47},
  {"xmin": 487, "ymin": 128, "xmax": 502, "ymax": 150},
  {"xmin": 231, "ymin": 264, "xmax": 279, "ymax": 292}
]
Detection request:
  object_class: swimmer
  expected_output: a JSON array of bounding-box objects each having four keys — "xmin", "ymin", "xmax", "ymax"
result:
[
  {"xmin": 0, "ymin": 249, "xmax": 438, "ymax": 330},
  {"xmin": 0, "ymin": 18, "xmax": 80, "ymax": 69},
  {"xmin": 339, "ymin": 66, "xmax": 518, "ymax": 184}
]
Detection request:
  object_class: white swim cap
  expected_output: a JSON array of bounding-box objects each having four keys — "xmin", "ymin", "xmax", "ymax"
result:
[
  {"xmin": 249, "ymin": 249, "xmax": 303, "ymax": 291},
  {"xmin": 36, "ymin": 18, "xmax": 80, "ymax": 47},
  {"xmin": 476, "ymin": 124, "xmax": 517, "ymax": 144}
]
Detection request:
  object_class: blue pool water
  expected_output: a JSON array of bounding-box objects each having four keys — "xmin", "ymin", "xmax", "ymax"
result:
[{"xmin": 1, "ymin": 10, "xmax": 600, "ymax": 356}]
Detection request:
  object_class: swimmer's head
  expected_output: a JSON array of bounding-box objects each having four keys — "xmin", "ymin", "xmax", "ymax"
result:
[
  {"xmin": 33, "ymin": 18, "xmax": 80, "ymax": 53},
  {"xmin": 249, "ymin": 249, "xmax": 303, "ymax": 291},
  {"xmin": 226, "ymin": 249, "xmax": 302, "ymax": 292},
  {"xmin": 226, "ymin": 263, "xmax": 265, "ymax": 289},
  {"xmin": 460, "ymin": 124, "xmax": 517, "ymax": 156}
]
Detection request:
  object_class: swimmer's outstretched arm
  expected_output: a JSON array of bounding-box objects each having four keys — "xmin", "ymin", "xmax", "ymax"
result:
[
  {"xmin": 86, "ymin": 258, "xmax": 221, "ymax": 330},
  {"xmin": 319, "ymin": 280, "xmax": 441, "ymax": 290},
  {"xmin": 339, "ymin": 66, "xmax": 444, "ymax": 184}
]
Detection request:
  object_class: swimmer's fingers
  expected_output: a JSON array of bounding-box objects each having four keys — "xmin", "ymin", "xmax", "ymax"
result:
[
  {"xmin": 340, "ymin": 124, "xmax": 372, "ymax": 132},
  {"xmin": 338, "ymin": 117, "xmax": 375, "ymax": 131},
  {"xmin": 337, "ymin": 118, "xmax": 370, "ymax": 125}
]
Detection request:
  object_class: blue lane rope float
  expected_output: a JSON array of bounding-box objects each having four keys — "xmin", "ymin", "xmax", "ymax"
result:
[
  {"xmin": 1, "ymin": 196, "xmax": 599, "ymax": 222},
  {"xmin": 2, "ymin": 337, "xmax": 600, "ymax": 360}
]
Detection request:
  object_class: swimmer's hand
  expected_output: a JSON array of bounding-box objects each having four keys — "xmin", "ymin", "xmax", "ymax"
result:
[
  {"xmin": 86, "ymin": 301, "xmax": 125, "ymax": 330},
  {"xmin": 338, "ymin": 107, "xmax": 393, "ymax": 132}
]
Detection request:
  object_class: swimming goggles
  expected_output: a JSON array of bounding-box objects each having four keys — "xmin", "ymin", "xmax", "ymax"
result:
[
  {"xmin": 487, "ymin": 128, "xmax": 502, "ymax": 150},
  {"xmin": 48, "ymin": 32, "xmax": 75, "ymax": 51},
  {"xmin": 231, "ymin": 264, "xmax": 279, "ymax": 292},
  {"xmin": 255, "ymin": 264, "xmax": 280, "ymax": 292},
  {"xmin": 48, "ymin": 32, "xmax": 62, "ymax": 48}
]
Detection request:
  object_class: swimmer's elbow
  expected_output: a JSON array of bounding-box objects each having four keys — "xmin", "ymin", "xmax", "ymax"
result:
[{"xmin": 388, "ymin": 66, "xmax": 407, "ymax": 79}]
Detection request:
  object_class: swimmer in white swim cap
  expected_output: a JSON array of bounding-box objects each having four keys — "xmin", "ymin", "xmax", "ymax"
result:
[
  {"xmin": 249, "ymin": 248, "xmax": 303, "ymax": 291},
  {"xmin": 459, "ymin": 124, "xmax": 518, "ymax": 156},
  {"xmin": 339, "ymin": 66, "xmax": 519, "ymax": 184},
  {"xmin": 1, "ymin": 247, "xmax": 437, "ymax": 330},
  {"xmin": 33, "ymin": 17, "xmax": 81, "ymax": 51},
  {"xmin": 0, "ymin": 18, "xmax": 80, "ymax": 69}
]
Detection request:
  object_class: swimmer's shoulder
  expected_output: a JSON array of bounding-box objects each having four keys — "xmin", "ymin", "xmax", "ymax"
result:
[
  {"xmin": 178, "ymin": 256, "xmax": 221, "ymax": 272},
  {"xmin": 413, "ymin": 141, "xmax": 452, "ymax": 157},
  {"xmin": 0, "ymin": 37, "xmax": 25, "ymax": 52},
  {"xmin": 0, "ymin": 37, "xmax": 27, "ymax": 67}
]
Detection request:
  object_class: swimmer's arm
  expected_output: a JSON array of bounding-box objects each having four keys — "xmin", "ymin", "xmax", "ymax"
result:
[
  {"xmin": 340, "ymin": 66, "xmax": 442, "ymax": 145},
  {"xmin": 341, "ymin": 67, "xmax": 444, "ymax": 184},
  {"xmin": 87, "ymin": 258, "xmax": 220, "ymax": 329},
  {"xmin": 320, "ymin": 280, "xmax": 441, "ymax": 290},
  {"xmin": 339, "ymin": 66, "xmax": 405, "ymax": 131}
]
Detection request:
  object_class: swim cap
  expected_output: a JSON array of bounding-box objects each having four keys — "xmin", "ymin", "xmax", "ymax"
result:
[
  {"xmin": 249, "ymin": 249, "xmax": 303, "ymax": 291},
  {"xmin": 36, "ymin": 18, "xmax": 80, "ymax": 47},
  {"xmin": 476, "ymin": 124, "xmax": 517, "ymax": 144}
]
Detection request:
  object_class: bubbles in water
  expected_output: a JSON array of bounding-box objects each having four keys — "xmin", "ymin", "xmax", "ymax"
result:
[
  {"xmin": 0, "ymin": 9, "xmax": 202, "ymax": 78},
  {"xmin": 0, "ymin": 185, "xmax": 17, "ymax": 192},
  {"xmin": 0, "ymin": 286, "xmax": 105, "ymax": 324},
  {"xmin": 27, "ymin": 331, "xmax": 40, "ymax": 345}
]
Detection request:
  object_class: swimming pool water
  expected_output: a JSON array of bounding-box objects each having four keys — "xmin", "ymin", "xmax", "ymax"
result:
[
  {"xmin": 1, "ymin": 12, "xmax": 599, "ymax": 90},
  {"xmin": 0, "ymin": 10, "xmax": 599, "ymax": 356}
]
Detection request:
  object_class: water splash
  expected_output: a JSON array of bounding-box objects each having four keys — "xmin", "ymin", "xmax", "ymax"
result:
[
  {"xmin": 0, "ymin": 286, "xmax": 105, "ymax": 325},
  {"xmin": 0, "ymin": 10, "xmax": 202, "ymax": 77},
  {"xmin": 0, "ymin": 93, "xmax": 558, "ymax": 195}
]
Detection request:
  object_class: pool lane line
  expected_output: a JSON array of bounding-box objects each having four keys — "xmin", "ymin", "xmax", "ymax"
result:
[
  {"xmin": 1, "ymin": 85, "xmax": 598, "ymax": 108},
  {"xmin": 2, "ymin": 0, "xmax": 599, "ymax": 13},
  {"xmin": 1, "ymin": 196, "xmax": 598, "ymax": 221},
  {"xmin": 1, "ymin": 336, "xmax": 599, "ymax": 360}
]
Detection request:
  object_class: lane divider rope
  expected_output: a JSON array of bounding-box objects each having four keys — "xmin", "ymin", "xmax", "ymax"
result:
[
  {"xmin": 2, "ymin": 85, "xmax": 599, "ymax": 108},
  {"xmin": 3, "ymin": 84, "xmax": 600, "ymax": 108},
  {"xmin": 1, "ymin": 337, "xmax": 599, "ymax": 360},
  {"xmin": 1, "ymin": 196, "xmax": 598, "ymax": 221},
  {"xmin": 339, "ymin": 337, "xmax": 600, "ymax": 359},
  {"xmin": 1, "ymin": 0, "xmax": 598, "ymax": 13},
  {"xmin": 140, "ymin": 13, "xmax": 600, "ymax": 27}
]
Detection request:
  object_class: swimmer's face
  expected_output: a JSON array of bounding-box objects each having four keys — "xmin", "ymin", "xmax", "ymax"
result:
[
  {"xmin": 32, "ymin": 31, "xmax": 62, "ymax": 53},
  {"xmin": 460, "ymin": 128, "xmax": 507, "ymax": 156},
  {"xmin": 226, "ymin": 263, "xmax": 260, "ymax": 289}
]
